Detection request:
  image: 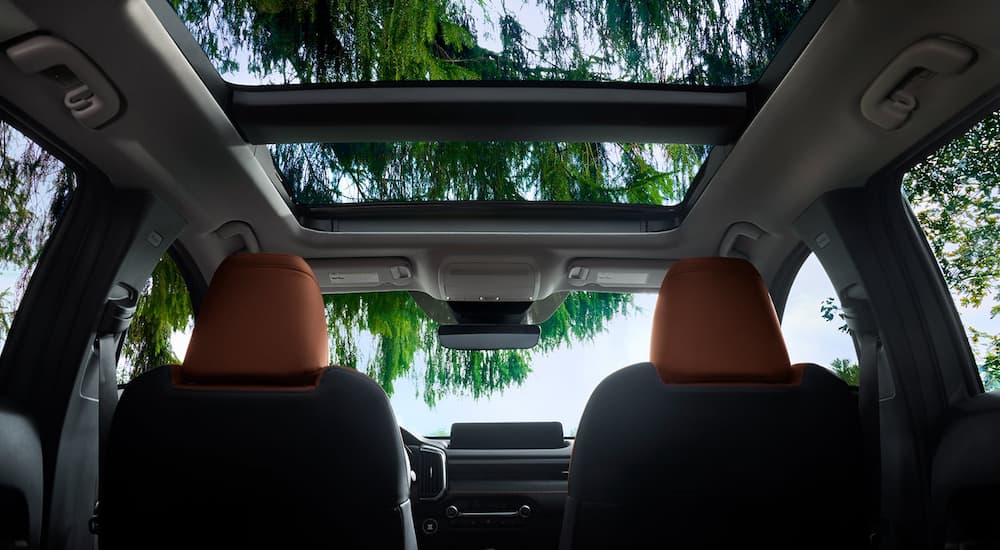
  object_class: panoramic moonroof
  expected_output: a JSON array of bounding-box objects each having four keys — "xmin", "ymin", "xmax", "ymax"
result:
[
  {"xmin": 273, "ymin": 142, "xmax": 709, "ymax": 206},
  {"xmin": 169, "ymin": 0, "xmax": 813, "ymax": 87}
]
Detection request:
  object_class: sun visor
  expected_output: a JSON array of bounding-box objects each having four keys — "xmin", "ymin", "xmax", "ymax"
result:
[
  {"xmin": 308, "ymin": 258, "xmax": 414, "ymax": 293},
  {"xmin": 566, "ymin": 258, "xmax": 672, "ymax": 291}
]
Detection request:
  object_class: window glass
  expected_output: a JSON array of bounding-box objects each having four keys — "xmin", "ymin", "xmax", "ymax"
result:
[
  {"xmin": 781, "ymin": 253, "xmax": 859, "ymax": 384},
  {"xmin": 903, "ymin": 108, "xmax": 1000, "ymax": 391},
  {"xmin": 275, "ymin": 141, "xmax": 708, "ymax": 207},
  {"xmin": 118, "ymin": 253, "xmax": 194, "ymax": 381},
  {"xmin": 0, "ymin": 121, "xmax": 76, "ymax": 352},
  {"xmin": 168, "ymin": 0, "xmax": 814, "ymax": 87},
  {"xmin": 327, "ymin": 291, "xmax": 653, "ymax": 437}
]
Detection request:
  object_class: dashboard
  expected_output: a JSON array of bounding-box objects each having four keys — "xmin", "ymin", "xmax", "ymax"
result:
[{"xmin": 402, "ymin": 423, "xmax": 572, "ymax": 550}]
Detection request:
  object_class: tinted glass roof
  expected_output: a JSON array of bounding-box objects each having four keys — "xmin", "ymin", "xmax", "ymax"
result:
[
  {"xmin": 170, "ymin": 0, "xmax": 813, "ymax": 87},
  {"xmin": 274, "ymin": 142, "xmax": 709, "ymax": 206}
]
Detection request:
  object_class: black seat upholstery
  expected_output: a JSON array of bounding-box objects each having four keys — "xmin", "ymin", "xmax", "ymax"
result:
[
  {"xmin": 932, "ymin": 392, "xmax": 1000, "ymax": 549},
  {"xmin": 102, "ymin": 253, "xmax": 416, "ymax": 549},
  {"xmin": 560, "ymin": 257, "xmax": 866, "ymax": 549}
]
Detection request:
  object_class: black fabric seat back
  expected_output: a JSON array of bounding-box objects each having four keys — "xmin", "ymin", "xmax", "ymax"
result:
[
  {"xmin": 932, "ymin": 392, "xmax": 1000, "ymax": 549},
  {"xmin": 560, "ymin": 258, "xmax": 866, "ymax": 550},
  {"xmin": 562, "ymin": 362, "xmax": 865, "ymax": 549},
  {"xmin": 102, "ymin": 253, "xmax": 416, "ymax": 549},
  {"xmin": 104, "ymin": 366, "xmax": 414, "ymax": 549}
]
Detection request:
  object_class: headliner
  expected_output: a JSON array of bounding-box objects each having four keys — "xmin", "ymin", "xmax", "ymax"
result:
[{"xmin": 0, "ymin": 0, "xmax": 998, "ymax": 299}]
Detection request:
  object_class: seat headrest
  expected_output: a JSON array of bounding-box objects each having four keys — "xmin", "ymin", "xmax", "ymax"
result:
[
  {"xmin": 650, "ymin": 257, "xmax": 793, "ymax": 384},
  {"xmin": 177, "ymin": 253, "xmax": 329, "ymax": 386}
]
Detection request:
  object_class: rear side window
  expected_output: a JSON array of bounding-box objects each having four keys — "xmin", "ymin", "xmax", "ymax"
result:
[
  {"xmin": 0, "ymin": 121, "xmax": 76, "ymax": 351},
  {"xmin": 781, "ymin": 253, "xmax": 859, "ymax": 384},
  {"xmin": 119, "ymin": 252, "xmax": 194, "ymax": 381},
  {"xmin": 0, "ymin": 121, "xmax": 192, "ymax": 381},
  {"xmin": 904, "ymin": 108, "xmax": 1000, "ymax": 391}
]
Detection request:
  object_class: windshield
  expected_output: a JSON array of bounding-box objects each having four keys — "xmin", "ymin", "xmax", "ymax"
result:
[
  {"xmin": 326, "ymin": 290, "xmax": 654, "ymax": 436},
  {"xmin": 168, "ymin": 0, "xmax": 813, "ymax": 87},
  {"xmin": 274, "ymin": 142, "xmax": 709, "ymax": 206}
]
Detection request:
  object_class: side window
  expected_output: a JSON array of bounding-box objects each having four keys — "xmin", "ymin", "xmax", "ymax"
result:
[
  {"xmin": 0, "ymin": 120, "xmax": 193, "ymax": 382},
  {"xmin": 0, "ymin": 121, "xmax": 76, "ymax": 351},
  {"xmin": 781, "ymin": 253, "xmax": 860, "ymax": 384},
  {"xmin": 119, "ymin": 252, "xmax": 195, "ymax": 381},
  {"xmin": 904, "ymin": 108, "xmax": 1000, "ymax": 391}
]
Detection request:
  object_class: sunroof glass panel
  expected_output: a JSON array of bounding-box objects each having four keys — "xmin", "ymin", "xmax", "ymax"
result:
[
  {"xmin": 169, "ymin": 0, "xmax": 813, "ymax": 87},
  {"xmin": 273, "ymin": 142, "xmax": 709, "ymax": 206}
]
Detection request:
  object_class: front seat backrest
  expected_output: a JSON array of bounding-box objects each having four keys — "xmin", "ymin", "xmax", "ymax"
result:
[
  {"xmin": 103, "ymin": 253, "xmax": 416, "ymax": 550},
  {"xmin": 561, "ymin": 257, "xmax": 866, "ymax": 550},
  {"xmin": 932, "ymin": 392, "xmax": 1000, "ymax": 548}
]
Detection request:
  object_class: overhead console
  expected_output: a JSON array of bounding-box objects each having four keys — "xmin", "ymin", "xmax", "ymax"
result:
[
  {"xmin": 405, "ymin": 422, "xmax": 571, "ymax": 550},
  {"xmin": 440, "ymin": 261, "xmax": 539, "ymax": 302}
]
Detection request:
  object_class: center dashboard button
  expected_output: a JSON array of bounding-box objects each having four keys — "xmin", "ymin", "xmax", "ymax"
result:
[{"xmin": 421, "ymin": 518, "xmax": 438, "ymax": 535}]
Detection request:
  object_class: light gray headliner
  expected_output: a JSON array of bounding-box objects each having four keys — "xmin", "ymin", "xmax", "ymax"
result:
[{"xmin": 1, "ymin": 0, "xmax": 999, "ymax": 297}]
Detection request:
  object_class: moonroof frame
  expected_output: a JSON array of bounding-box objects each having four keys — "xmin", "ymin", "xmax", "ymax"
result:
[
  {"xmin": 147, "ymin": 0, "xmax": 836, "ymax": 233},
  {"xmin": 232, "ymin": 85, "xmax": 748, "ymax": 144},
  {"xmin": 288, "ymin": 143, "xmax": 732, "ymax": 233}
]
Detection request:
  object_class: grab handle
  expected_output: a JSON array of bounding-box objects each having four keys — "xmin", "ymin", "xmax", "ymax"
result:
[
  {"xmin": 6, "ymin": 35, "xmax": 122, "ymax": 129},
  {"xmin": 860, "ymin": 36, "xmax": 975, "ymax": 131}
]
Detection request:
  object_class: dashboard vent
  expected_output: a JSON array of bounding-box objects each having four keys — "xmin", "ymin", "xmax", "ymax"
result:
[{"xmin": 416, "ymin": 445, "xmax": 447, "ymax": 501}]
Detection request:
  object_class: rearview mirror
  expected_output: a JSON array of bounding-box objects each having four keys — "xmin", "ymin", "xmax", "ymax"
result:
[{"xmin": 438, "ymin": 324, "xmax": 540, "ymax": 350}]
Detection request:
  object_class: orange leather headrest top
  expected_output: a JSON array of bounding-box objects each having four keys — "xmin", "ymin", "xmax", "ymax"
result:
[
  {"xmin": 177, "ymin": 253, "xmax": 329, "ymax": 386},
  {"xmin": 650, "ymin": 257, "xmax": 793, "ymax": 384}
]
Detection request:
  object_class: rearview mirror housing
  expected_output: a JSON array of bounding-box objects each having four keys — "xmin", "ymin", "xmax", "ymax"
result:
[{"xmin": 438, "ymin": 324, "xmax": 540, "ymax": 350}]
